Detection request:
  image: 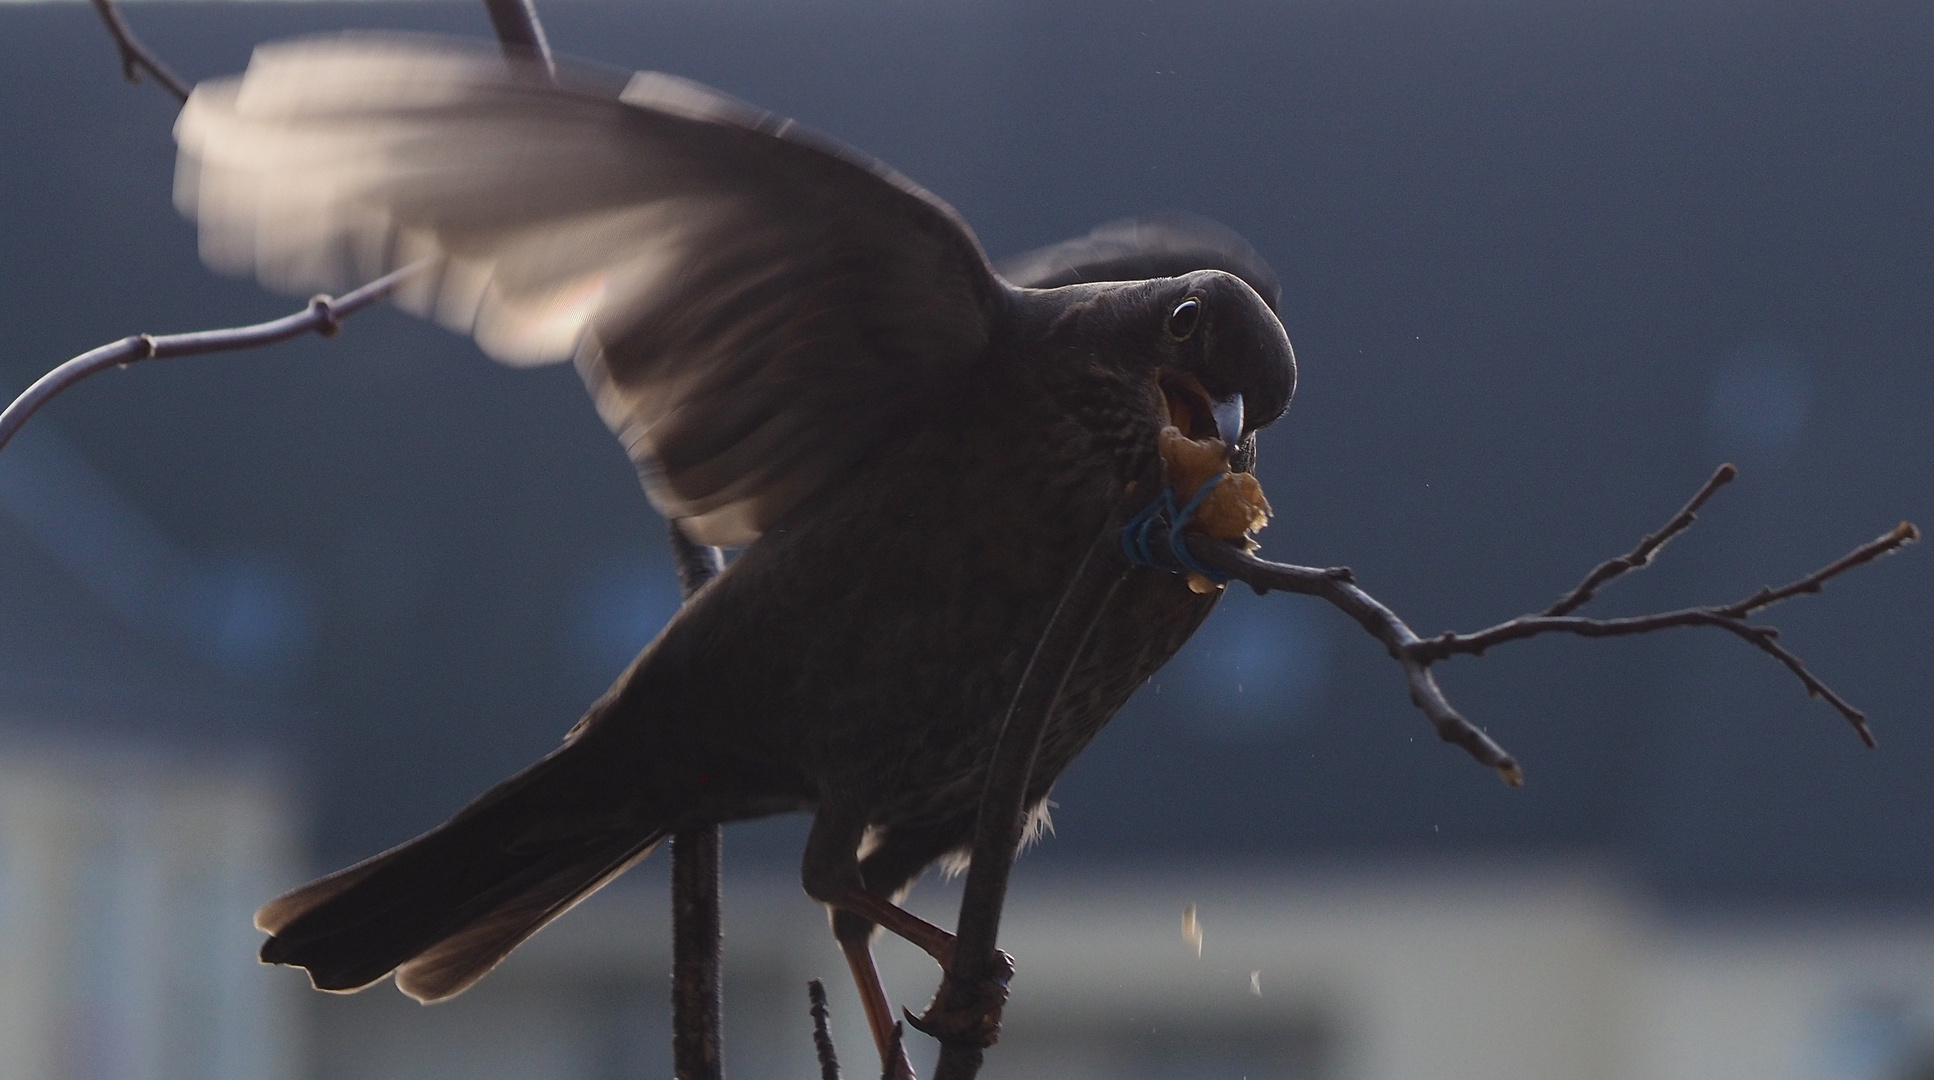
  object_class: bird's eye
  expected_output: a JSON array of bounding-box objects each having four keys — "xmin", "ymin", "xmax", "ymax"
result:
[{"xmin": 1167, "ymin": 297, "xmax": 1202, "ymax": 340}]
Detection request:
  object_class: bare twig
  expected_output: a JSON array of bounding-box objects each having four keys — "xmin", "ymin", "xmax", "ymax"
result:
[
  {"xmin": 1544, "ymin": 463, "xmax": 1736, "ymax": 616},
  {"xmin": 1188, "ymin": 468, "xmax": 1917, "ymax": 771},
  {"xmin": 1410, "ymin": 522, "xmax": 1919, "ymax": 662},
  {"xmin": 809, "ymin": 980, "xmax": 842, "ymax": 1080},
  {"xmin": 1715, "ymin": 521, "xmax": 1918, "ymax": 616},
  {"xmin": 1402, "ymin": 520, "xmax": 1917, "ymax": 746},
  {"xmin": 0, "ymin": 262, "xmax": 426, "ymax": 458},
  {"xmin": 921, "ymin": 493, "xmax": 1140, "ymax": 1080},
  {"xmin": 87, "ymin": 0, "xmax": 191, "ymax": 104},
  {"xmin": 1185, "ymin": 541, "xmax": 1525, "ymax": 784},
  {"xmin": 882, "ymin": 1023, "xmax": 906, "ymax": 1080},
  {"xmin": 668, "ymin": 524, "xmax": 725, "ymax": 1080}
]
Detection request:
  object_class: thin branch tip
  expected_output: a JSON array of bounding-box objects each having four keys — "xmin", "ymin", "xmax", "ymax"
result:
[
  {"xmin": 809, "ymin": 979, "xmax": 842, "ymax": 1080},
  {"xmin": 1544, "ymin": 463, "xmax": 1740, "ymax": 617},
  {"xmin": 1689, "ymin": 461, "xmax": 1738, "ymax": 513},
  {"xmin": 882, "ymin": 1023, "xmax": 907, "ymax": 1080},
  {"xmin": 1196, "ymin": 460, "xmax": 1908, "ymax": 782}
]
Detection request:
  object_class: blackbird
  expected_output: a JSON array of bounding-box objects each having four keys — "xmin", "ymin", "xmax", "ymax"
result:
[{"xmin": 173, "ymin": 35, "xmax": 1296, "ymax": 1066}]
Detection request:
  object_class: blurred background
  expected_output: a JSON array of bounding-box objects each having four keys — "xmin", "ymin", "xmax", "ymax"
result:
[{"xmin": 1, "ymin": 0, "xmax": 1931, "ymax": 1077}]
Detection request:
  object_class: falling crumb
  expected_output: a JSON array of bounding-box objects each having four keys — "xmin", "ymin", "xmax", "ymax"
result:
[
  {"xmin": 1182, "ymin": 903, "xmax": 1203, "ymax": 957},
  {"xmin": 1250, "ymin": 969, "xmax": 1262, "ymax": 996}
]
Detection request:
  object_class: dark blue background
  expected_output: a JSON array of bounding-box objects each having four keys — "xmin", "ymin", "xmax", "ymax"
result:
[{"xmin": 1, "ymin": 0, "xmax": 1929, "ymax": 904}]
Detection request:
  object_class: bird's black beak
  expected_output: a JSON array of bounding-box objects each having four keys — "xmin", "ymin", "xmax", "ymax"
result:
[{"xmin": 1211, "ymin": 394, "xmax": 1244, "ymax": 448}]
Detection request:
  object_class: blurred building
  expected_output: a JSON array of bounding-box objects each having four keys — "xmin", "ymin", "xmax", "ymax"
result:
[
  {"xmin": 0, "ymin": 743, "xmax": 302, "ymax": 1080},
  {"xmin": 286, "ymin": 864, "xmax": 1934, "ymax": 1080},
  {"xmin": 0, "ymin": 373, "xmax": 306, "ymax": 1078}
]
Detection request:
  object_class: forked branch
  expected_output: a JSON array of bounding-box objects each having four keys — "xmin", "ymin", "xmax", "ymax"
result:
[
  {"xmin": 87, "ymin": 0, "xmax": 190, "ymax": 104},
  {"xmin": 1187, "ymin": 464, "xmax": 1918, "ymax": 779}
]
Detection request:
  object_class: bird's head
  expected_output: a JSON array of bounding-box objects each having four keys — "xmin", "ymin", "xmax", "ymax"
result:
[{"xmin": 1144, "ymin": 270, "xmax": 1296, "ymax": 473}]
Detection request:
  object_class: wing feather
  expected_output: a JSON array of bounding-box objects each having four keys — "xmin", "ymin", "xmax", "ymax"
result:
[{"xmin": 175, "ymin": 34, "xmax": 1000, "ymax": 545}]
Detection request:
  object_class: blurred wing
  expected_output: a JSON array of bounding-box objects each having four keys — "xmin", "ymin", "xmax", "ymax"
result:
[
  {"xmin": 175, "ymin": 34, "xmax": 999, "ymax": 546},
  {"xmin": 997, "ymin": 213, "xmax": 1280, "ymax": 312}
]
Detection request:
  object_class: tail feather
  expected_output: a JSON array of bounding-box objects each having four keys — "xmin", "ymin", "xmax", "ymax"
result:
[
  {"xmin": 257, "ymin": 741, "xmax": 666, "ymax": 1000},
  {"xmin": 395, "ymin": 837, "xmax": 658, "ymax": 1001}
]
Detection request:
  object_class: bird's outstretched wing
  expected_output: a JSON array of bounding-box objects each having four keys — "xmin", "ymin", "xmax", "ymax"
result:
[
  {"xmin": 998, "ymin": 213, "xmax": 1280, "ymax": 313},
  {"xmin": 175, "ymin": 34, "xmax": 1000, "ymax": 546}
]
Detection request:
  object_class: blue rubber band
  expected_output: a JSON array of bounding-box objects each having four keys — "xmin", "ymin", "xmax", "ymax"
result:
[
  {"xmin": 1168, "ymin": 474, "xmax": 1231, "ymax": 580},
  {"xmin": 1119, "ymin": 473, "xmax": 1234, "ymax": 583},
  {"xmin": 1119, "ymin": 488, "xmax": 1177, "ymax": 566}
]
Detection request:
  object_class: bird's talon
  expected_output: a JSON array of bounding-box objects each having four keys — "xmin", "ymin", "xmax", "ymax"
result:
[
  {"xmin": 901, "ymin": 1004, "xmax": 941, "ymax": 1038},
  {"xmin": 906, "ymin": 949, "xmax": 1014, "ymax": 1049},
  {"xmin": 905, "ymin": 975, "xmax": 1008, "ymax": 1049}
]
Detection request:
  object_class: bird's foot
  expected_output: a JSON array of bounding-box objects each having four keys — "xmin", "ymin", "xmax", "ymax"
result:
[{"xmin": 902, "ymin": 950, "xmax": 1015, "ymax": 1049}]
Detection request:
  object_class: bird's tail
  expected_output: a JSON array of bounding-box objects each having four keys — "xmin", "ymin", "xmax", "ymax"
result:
[{"xmin": 256, "ymin": 739, "xmax": 667, "ymax": 1002}]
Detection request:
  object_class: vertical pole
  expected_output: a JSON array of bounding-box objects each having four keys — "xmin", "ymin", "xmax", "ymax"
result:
[
  {"xmin": 668, "ymin": 526, "xmax": 725, "ymax": 1080},
  {"xmin": 670, "ymin": 827, "xmax": 724, "ymax": 1079}
]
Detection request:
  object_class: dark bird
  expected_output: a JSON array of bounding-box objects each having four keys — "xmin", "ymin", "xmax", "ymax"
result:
[{"xmin": 174, "ymin": 34, "xmax": 1295, "ymax": 1071}]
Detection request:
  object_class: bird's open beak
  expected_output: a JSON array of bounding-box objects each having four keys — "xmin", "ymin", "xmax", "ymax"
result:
[
  {"xmin": 1159, "ymin": 372, "xmax": 1244, "ymax": 450},
  {"xmin": 1211, "ymin": 394, "xmax": 1244, "ymax": 448}
]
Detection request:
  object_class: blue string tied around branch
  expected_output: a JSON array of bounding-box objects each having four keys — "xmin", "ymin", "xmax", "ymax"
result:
[{"xmin": 1120, "ymin": 473, "xmax": 1233, "ymax": 583}]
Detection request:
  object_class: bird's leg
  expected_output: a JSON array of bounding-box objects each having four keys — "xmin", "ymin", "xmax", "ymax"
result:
[
  {"xmin": 835, "ymin": 910, "xmax": 916, "ymax": 1080},
  {"xmin": 834, "ymin": 887, "xmax": 955, "ymax": 968},
  {"xmin": 804, "ymin": 810, "xmax": 1015, "ymax": 1064},
  {"xmin": 803, "ymin": 808, "xmax": 961, "ymax": 967},
  {"xmin": 835, "ymin": 888, "xmax": 1014, "ymax": 1054},
  {"xmin": 804, "ymin": 810, "xmax": 946, "ymax": 1077}
]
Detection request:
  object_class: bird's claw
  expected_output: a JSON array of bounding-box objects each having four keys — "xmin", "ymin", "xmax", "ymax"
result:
[{"xmin": 904, "ymin": 950, "xmax": 1014, "ymax": 1049}]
